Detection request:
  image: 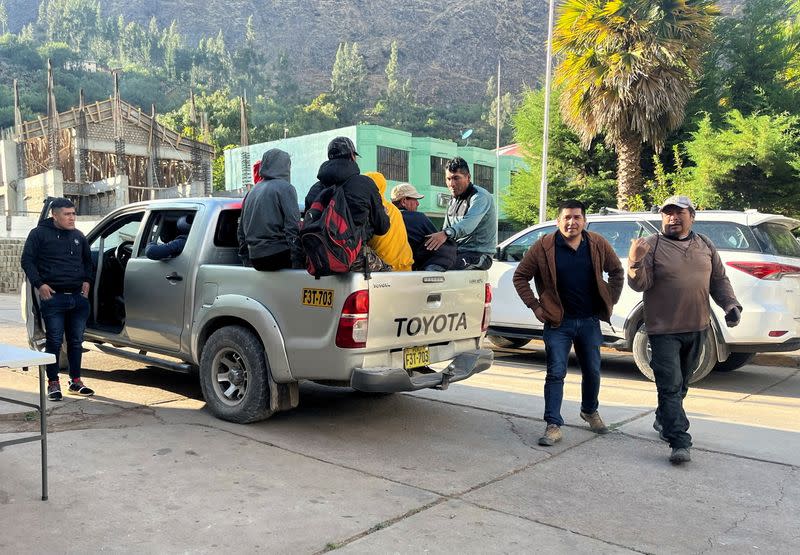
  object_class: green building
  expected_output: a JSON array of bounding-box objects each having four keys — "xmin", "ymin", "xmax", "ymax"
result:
[{"xmin": 224, "ymin": 124, "xmax": 526, "ymax": 232}]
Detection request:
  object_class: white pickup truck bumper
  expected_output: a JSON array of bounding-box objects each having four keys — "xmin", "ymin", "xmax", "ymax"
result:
[{"xmin": 350, "ymin": 349, "xmax": 494, "ymax": 392}]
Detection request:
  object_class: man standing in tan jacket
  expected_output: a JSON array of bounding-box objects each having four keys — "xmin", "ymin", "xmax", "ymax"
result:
[
  {"xmin": 628, "ymin": 195, "xmax": 741, "ymax": 465},
  {"xmin": 513, "ymin": 200, "xmax": 624, "ymax": 446}
]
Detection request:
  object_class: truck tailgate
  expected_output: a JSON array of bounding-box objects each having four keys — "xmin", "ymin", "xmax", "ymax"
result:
[{"xmin": 365, "ymin": 270, "xmax": 487, "ymax": 350}]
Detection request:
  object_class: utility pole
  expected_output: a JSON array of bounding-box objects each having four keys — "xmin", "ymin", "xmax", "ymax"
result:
[{"xmin": 539, "ymin": 0, "xmax": 557, "ymax": 224}]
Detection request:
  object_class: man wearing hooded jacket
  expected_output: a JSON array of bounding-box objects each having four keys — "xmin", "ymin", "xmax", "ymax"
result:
[
  {"xmin": 238, "ymin": 148, "xmax": 303, "ymax": 270},
  {"xmin": 21, "ymin": 197, "xmax": 95, "ymax": 401},
  {"xmin": 304, "ymin": 136, "xmax": 390, "ymax": 242}
]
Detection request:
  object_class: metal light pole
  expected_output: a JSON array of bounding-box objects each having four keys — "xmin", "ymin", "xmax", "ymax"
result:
[
  {"xmin": 538, "ymin": 0, "xmax": 557, "ymax": 224},
  {"xmin": 495, "ymin": 58, "xmax": 501, "ymax": 237}
]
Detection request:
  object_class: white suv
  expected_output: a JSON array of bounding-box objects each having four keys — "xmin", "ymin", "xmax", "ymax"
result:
[{"xmin": 487, "ymin": 209, "xmax": 800, "ymax": 383}]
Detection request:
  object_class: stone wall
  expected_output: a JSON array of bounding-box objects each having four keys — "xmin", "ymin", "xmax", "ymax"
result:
[{"xmin": 0, "ymin": 238, "xmax": 24, "ymax": 293}]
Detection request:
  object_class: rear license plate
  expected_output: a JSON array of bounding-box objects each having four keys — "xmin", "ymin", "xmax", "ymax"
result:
[
  {"xmin": 403, "ymin": 346, "xmax": 430, "ymax": 370},
  {"xmin": 301, "ymin": 288, "xmax": 334, "ymax": 308}
]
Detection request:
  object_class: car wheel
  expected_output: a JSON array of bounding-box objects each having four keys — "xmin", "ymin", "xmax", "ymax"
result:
[
  {"xmin": 199, "ymin": 325, "xmax": 273, "ymax": 423},
  {"xmin": 714, "ymin": 352, "xmax": 755, "ymax": 372},
  {"xmin": 632, "ymin": 323, "xmax": 717, "ymax": 384},
  {"xmin": 487, "ymin": 335, "xmax": 532, "ymax": 349}
]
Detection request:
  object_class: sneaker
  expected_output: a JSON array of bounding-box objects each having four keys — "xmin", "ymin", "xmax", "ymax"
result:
[
  {"xmin": 653, "ymin": 419, "xmax": 668, "ymax": 442},
  {"xmin": 538, "ymin": 424, "xmax": 562, "ymax": 446},
  {"xmin": 67, "ymin": 379, "xmax": 94, "ymax": 396},
  {"xmin": 580, "ymin": 411, "xmax": 609, "ymax": 434},
  {"xmin": 464, "ymin": 254, "xmax": 493, "ymax": 271},
  {"xmin": 47, "ymin": 380, "xmax": 62, "ymax": 401},
  {"xmin": 669, "ymin": 447, "xmax": 691, "ymax": 464}
]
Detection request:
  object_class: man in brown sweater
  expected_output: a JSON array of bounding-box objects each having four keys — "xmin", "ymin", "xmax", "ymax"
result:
[
  {"xmin": 628, "ymin": 195, "xmax": 741, "ymax": 464},
  {"xmin": 513, "ymin": 200, "xmax": 623, "ymax": 446}
]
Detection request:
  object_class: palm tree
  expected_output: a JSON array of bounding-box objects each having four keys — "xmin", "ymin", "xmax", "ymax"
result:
[{"xmin": 553, "ymin": 0, "xmax": 717, "ymax": 209}]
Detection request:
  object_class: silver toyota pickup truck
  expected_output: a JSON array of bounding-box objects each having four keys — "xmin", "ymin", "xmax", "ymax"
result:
[{"xmin": 26, "ymin": 198, "xmax": 493, "ymax": 423}]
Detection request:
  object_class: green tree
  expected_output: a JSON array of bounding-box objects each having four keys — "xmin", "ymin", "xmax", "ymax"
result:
[
  {"xmin": 0, "ymin": 1, "xmax": 8, "ymax": 36},
  {"xmin": 370, "ymin": 40, "xmax": 421, "ymax": 129},
  {"xmin": 503, "ymin": 87, "xmax": 616, "ymax": 225},
  {"xmin": 683, "ymin": 110, "xmax": 800, "ymax": 215},
  {"xmin": 232, "ymin": 16, "xmax": 262, "ymax": 96},
  {"xmin": 36, "ymin": 0, "xmax": 101, "ymax": 52},
  {"xmin": 694, "ymin": 0, "xmax": 799, "ymax": 118},
  {"xmin": 330, "ymin": 42, "xmax": 367, "ymax": 123},
  {"xmin": 553, "ymin": 0, "xmax": 717, "ymax": 209}
]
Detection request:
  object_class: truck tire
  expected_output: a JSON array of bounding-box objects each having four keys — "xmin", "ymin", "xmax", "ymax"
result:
[
  {"xmin": 199, "ymin": 325, "xmax": 272, "ymax": 423},
  {"xmin": 487, "ymin": 335, "xmax": 532, "ymax": 349},
  {"xmin": 632, "ymin": 323, "xmax": 717, "ymax": 384},
  {"xmin": 714, "ymin": 352, "xmax": 755, "ymax": 372}
]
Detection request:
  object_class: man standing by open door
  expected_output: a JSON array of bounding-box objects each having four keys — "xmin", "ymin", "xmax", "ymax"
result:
[{"xmin": 21, "ymin": 198, "xmax": 95, "ymax": 401}]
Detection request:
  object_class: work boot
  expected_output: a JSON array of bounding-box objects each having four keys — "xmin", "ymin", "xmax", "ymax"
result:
[
  {"xmin": 580, "ymin": 411, "xmax": 609, "ymax": 434},
  {"xmin": 47, "ymin": 380, "xmax": 62, "ymax": 401},
  {"xmin": 669, "ymin": 447, "xmax": 691, "ymax": 465},
  {"xmin": 538, "ymin": 424, "xmax": 562, "ymax": 446}
]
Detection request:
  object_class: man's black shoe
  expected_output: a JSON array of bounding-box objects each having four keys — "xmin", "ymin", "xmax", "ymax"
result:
[
  {"xmin": 68, "ymin": 379, "xmax": 94, "ymax": 396},
  {"xmin": 47, "ymin": 380, "xmax": 62, "ymax": 401}
]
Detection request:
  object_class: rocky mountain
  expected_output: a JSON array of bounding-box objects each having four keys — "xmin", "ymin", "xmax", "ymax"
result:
[{"xmin": 5, "ymin": 0, "xmax": 746, "ymax": 104}]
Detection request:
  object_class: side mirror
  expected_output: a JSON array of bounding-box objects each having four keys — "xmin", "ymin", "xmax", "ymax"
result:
[{"xmin": 495, "ymin": 245, "xmax": 506, "ymax": 262}]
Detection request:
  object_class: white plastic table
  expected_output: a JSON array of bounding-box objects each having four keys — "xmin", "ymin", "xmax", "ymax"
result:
[{"xmin": 0, "ymin": 344, "xmax": 56, "ymax": 501}]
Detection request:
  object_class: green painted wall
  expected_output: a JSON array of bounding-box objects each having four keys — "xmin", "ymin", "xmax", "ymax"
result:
[{"xmin": 224, "ymin": 124, "xmax": 526, "ymax": 222}]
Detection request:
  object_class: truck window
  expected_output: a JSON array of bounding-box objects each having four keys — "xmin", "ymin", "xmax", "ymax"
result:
[
  {"xmin": 753, "ymin": 222, "xmax": 800, "ymax": 257},
  {"xmin": 138, "ymin": 209, "xmax": 197, "ymax": 257},
  {"xmin": 587, "ymin": 221, "xmax": 651, "ymax": 258},
  {"xmin": 215, "ymin": 209, "xmax": 241, "ymax": 248},
  {"xmin": 503, "ymin": 225, "xmax": 556, "ymax": 261}
]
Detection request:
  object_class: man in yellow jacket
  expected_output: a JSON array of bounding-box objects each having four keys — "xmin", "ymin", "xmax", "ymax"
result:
[{"xmin": 364, "ymin": 172, "xmax": 414, "ymax": 271}]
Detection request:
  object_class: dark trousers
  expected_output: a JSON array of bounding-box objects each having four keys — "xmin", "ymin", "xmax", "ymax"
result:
[
  {"xmin": 251, "ymin": 250, "xmax": 292, "ymax": 271},
  {"xmin": 39, "ymin": 292, "xmax": 90, "ymax": 382},
  {"xmin": 649, "ymin": 329, "xmax": 707, "ymax": 449},
  {"xmin": 542, "ymin": 317, "xmax": 603, "ymax": 426}
]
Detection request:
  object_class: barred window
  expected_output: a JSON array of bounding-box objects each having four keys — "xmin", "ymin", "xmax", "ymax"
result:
[
  {"xmin": 377, "ymin": 146, "xmax": 408, "ymax": 182},
  {"xmin": 430, "ymin": 156, "xmax": 449, "ymax": 187},
  {"xmin": 473, "ymin": 164, "xmax": 494, "ymax": 193}
]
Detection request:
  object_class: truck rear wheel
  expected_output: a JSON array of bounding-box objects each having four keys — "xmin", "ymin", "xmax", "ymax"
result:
[
  {"xmin": 632, "ymin": 323, "xmax": 717, "ymax": 384},
  {"xmin": 487, "ymin": 335, "xmax": 532, "ymax": 349},
  {"xmin": 199, "ymin": 325, "xmax": 272, "ymax": 423}
]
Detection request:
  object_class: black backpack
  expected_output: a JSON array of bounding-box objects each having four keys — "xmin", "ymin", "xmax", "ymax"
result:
[{"xmin": 299, "ymin": 182, "xmax": 364, "ymax": 277}]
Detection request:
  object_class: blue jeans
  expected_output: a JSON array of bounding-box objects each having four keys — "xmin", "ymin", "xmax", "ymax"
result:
[
  {"xmin": 649, "ymin": 330, "xmax": 706, "ymax": 449},
  {"xmin": 39, "ymin": 292, "xmax": 90, "ymax": 382},
  {"xmin": 542, "ymin": 317, "xmax": 603, "ymax": 426}
]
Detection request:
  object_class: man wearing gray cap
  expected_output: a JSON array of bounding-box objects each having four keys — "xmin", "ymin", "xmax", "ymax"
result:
[
  {"xmin": 390, "ymin": 183, "xmax": 456, "ymax": 270},
  {"xmin": 627, "ymin": 195, "xmax": 742, "ymax": 465}
]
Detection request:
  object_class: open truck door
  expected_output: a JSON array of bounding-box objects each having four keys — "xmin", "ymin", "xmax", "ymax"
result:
[{"xmin": 23, "ymin": 197, "xmax": 57, "ymax": 352}]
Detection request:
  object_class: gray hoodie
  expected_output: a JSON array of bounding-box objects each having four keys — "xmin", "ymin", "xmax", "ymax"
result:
[{"xmin": 237, "ymin": 149, "xmax": 302, "ymax": 264}]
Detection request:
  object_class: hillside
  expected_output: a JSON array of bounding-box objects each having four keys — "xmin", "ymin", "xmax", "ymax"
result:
[{"xmin": 4, "ymin": 0, "xmax": 745, "ymax": 104}]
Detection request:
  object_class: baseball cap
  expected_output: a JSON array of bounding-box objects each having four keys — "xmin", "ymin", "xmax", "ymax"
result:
[
  {"xmin": 327, "ymin": 136, "xmax": 359, "ymax": 159},
  {"xmin": 390, "ymin": 183, "xmax": 424, "ymax": 202},
  {"xmin": 660, "ymin": 195, "xmax": 695, "ymax": 212}
]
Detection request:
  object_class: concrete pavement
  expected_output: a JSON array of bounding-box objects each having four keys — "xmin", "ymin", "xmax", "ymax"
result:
[{"xmin": 1, "ymin": 292, "xmax": 799, "ymax": 553}]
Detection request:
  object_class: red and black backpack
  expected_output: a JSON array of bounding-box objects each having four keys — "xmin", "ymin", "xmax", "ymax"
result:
[{"xmin": 299, "ymin": 180, "xmax": 364, "ymax": 277}]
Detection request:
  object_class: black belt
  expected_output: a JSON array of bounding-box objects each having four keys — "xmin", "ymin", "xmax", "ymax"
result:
[{"xmin": 53, "ymin": 287, "xmax": 82, "ymax": 294}]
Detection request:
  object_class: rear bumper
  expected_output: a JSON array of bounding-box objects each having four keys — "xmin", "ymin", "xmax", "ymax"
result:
[
  {"xmin": 350, "ymin": 349, "xmax": 494, "ymax": 392},
  {"xmin": 729, "ymin": 338, "xmax": 800, "ymax": 353}
]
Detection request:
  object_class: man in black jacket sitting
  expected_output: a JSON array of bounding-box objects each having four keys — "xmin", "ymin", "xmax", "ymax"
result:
[{"xmin": 304, "ymin": 136, "xmax": 389, "ymax": 242}]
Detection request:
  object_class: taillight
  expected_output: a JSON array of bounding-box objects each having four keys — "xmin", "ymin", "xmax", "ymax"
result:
[
  {"xmin": 481, "ymin": 283, "xmax": 492, "ymax": 333},
  {"xmin": 335, "ymin": 290, "xmax": 369, "ymax": 348},
  {"xmin": 726, "ymin": 261, "xmax": 800, "ymax": 280}
]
